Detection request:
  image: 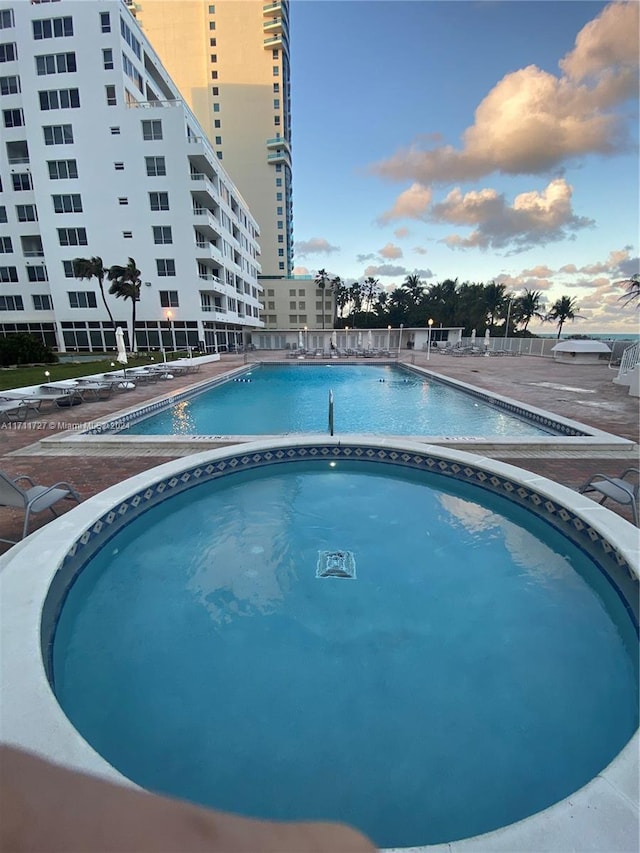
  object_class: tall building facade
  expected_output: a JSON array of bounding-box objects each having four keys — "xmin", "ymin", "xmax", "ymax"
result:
[
  {"xmin": 0, "ymin": 0, "xmax": 263, "ymax": 353},
  {"xmin": 132, "ymin": 0, "xmax": 293, "ymax": 279}
]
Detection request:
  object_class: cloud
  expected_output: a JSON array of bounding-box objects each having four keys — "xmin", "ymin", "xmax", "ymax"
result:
[
  {"xmin": 378, "ymin": 242, "xmax": 403, "ymax": 260},
  {"xmin": 363, "ymin": 264, "xmax": 409, "ymax": 277},
  {"xmin": 434, "ymin": 178, "xmax": 594, "ymax": 251},
  {"xmin": 356, "ymin": 252, "xmax": 377, "ymax": 263},
  {"xmin": 520, "ymin": 265, "xmax": 554, "ymax": 278},
  {"xmin": 413, "ymin": 246, "xmax": 428, "ymax": 255},
  {"xmin": 376, "ymin": 183, "xmax": 432, "ymax": 223},
  {"xmin": 578, "ymin": 248, "xmax": 636, "ymax": 275},
  {"xmin": 394, "ymin": 227, "xmax": 410, "ymax": 239},
  {"xmin": 369, "ymin": 2, "xmax": 638, "ymax": 184},
  {"xmin": 559, "ymin": 264, "xmax": 578, "ymax": 274},
  {"xmin": 294, "ymin": 237, "xmax": 340, "ymax": 257}
]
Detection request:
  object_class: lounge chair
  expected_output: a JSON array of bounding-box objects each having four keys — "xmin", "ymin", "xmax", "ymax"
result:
[
  {"xmin": 0, "ymin": 470, "xmax": 81, "ymax": 543},
  {"xmin": 579, "ymin": 468, "xmax": 639, "ymax": 526},
  {"xmin": 0, "ymin": 398, "xmax": 41, "ymax": 423},
  {"xmin": 1, "ymin": 387, "xmax": 81, "ymax": 410}
]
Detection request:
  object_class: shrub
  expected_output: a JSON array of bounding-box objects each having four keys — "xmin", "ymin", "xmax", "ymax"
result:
[{"xmin": 0, "ymin": 333, "xmax": 58, "ymax": 367}]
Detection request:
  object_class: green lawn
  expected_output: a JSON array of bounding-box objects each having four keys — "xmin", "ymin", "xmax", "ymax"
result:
[{"xmin": 0, "ymin": 353, "xmax": 186, "ymax": 392}]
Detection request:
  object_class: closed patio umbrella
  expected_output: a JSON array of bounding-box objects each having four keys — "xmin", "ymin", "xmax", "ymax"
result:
[
  {"xmin": 298, "ymin": 330, "xmax": 304, "ymax": 349},
  {"xmin": 367, "ymin": 330, "xmax": 373, "ymax": 350},
  {"xmin": 115, "ymin": 327, "xmax": 128, "ymax": 379}
]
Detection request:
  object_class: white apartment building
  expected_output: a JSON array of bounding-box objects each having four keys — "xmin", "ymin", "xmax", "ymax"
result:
[
  {"xmin": 0, "ymin": 0, "xmax": 263, "ymax": 353},
  {"xmin": 132, "ymin": 0, "xmax": 293, "ymax": 279}
]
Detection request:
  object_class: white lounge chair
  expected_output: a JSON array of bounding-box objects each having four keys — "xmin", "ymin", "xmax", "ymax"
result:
[
  {"xmin": 579, "ymin": 468, "xmax": 639, "ymax": 526},
  {"xmin": 0, "ymin": 470, "xmax": 81, "ymax": 543}
]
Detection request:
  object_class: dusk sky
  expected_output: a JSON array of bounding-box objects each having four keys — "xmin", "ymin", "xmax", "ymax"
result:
[{"xmin": 289, "ymin": 1, "xmax": 639, "ymax": 335}]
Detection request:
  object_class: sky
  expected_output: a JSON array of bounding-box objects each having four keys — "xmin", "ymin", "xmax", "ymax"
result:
[{"xmin": 288, "ymin": 0, "xmax": 639, "ymax": 335}]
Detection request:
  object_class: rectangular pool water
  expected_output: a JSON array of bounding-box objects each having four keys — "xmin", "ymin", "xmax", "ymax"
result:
[{"xmin": 123, "ymin": 364, "xmax": 558, "ymax": 437}]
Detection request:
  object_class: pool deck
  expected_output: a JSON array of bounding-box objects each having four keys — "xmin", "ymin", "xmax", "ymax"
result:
[{"xmin": 1, "ymin": 350, "xmax": 638, "ymax": 552}]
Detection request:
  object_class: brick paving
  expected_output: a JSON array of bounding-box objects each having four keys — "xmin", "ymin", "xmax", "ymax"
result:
[{"xmin": 1, "ymin": 351, "xmax": 638, "ymax": 553}]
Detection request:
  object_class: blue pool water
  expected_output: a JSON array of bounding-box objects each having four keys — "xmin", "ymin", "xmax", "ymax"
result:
[
  {"xmin": 52, "ymin": 462, "xmax": 638, "ymax": 848},
  {"xmin": 125, "ymin": 364, "xmax": 556, "ymax": 436}
]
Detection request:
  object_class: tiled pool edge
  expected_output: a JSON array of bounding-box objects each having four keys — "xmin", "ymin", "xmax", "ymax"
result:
[{"xmin": 1, "ymin": 438, "xmax": 638, "ymax": 853}]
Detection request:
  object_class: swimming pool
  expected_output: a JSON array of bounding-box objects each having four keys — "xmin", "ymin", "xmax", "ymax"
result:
[
  {"xmin": 117, "ymin": 364, "xmax": 569, "ymax": 437},
  {"xmin": 50, "ymin": 458, "xmax": 638, "ymax": 848}
]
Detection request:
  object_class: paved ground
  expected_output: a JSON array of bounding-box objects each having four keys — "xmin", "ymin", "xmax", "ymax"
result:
[{"xmin": 1, "ymin": 351, "xmax": 638, "ymax": 553}]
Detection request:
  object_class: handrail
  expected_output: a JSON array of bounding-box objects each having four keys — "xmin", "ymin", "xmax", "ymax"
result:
[
  {"xmin": 614, "ymin": 341, "xmax": 640, "ymax": 377},
  {"xmin": 328, "ymin": 389, "xmax": 334, "ymax": 436}
]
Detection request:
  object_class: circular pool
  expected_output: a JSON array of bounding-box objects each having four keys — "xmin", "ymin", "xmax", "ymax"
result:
[{"xmin": 1, "ymin": 440, "xmax": 638, "ymax": 852}]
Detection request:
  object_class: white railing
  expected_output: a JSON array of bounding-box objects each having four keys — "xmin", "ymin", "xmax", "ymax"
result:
[{"xmin": 615, "ymin": 341, "xmax": 640, "ymax": 379}]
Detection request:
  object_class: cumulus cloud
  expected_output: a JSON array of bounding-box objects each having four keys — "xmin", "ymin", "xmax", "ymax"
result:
[
  {"xmin": 356, "ymin": 252, "xmax": 377, "ymax": 263},
  {"xmin": 379, "ymin": 242, "xmax": 403, "ymax": 260},
  {"xmin": 578, "ymin": 248, "xmax": 636, "ymax": 275},
  {"xmin": 520, "ymin": 265, "xmax": 554, "ymax": 278},
  {"xmin": 376, "ymin": 183, "xmax": 432, "ymax": 223},
  {"xmin": 363, "ymin": 263, "xmax": 410, "ymax": 277},
  {"xmin": 435, "ymin": 178, "xmax": 593, "ymax": 251},
  {"xmin": 413, "ymin": 246, "xmax": 428, "ymax": 255},
  {"xmin": 394, "ymin": 227, "xmax": 410, "ymax": 239},
  {"xmin": 369, "ymin": 2, "xmax": 638, "ymax": 184},
  {"xmin": 294, "ymin": 237, "xmax": 340, "ymax": 258}
]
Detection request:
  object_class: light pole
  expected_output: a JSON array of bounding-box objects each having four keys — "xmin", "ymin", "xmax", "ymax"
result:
[
  {"xmin": 387, "ymin": 325, "xmax": 391, "ymax": 353},
  {"xmin": 304, "ymin": 325, "xmax": 308, "ymax": 351},
  {"xmin": 397, "ymin": 323, "xmax": 403, "ymax": 359},
  {"xmin": 166, "ymin": 310, "xmax": 175, "ymax": 354},
  {"xmin": 345, "ymin": 325, "xmax": 349, "ymax": 352},
  {"xmin": 427, "ymin": 318, "xmax": 434, "ymax": 360}
]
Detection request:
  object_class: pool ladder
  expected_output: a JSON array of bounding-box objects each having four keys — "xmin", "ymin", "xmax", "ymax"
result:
[{"xmin": 328, "ymin": 389, "xmax": 334, "ymax": 436}]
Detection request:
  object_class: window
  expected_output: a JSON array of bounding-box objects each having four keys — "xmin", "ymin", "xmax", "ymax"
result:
[
  {"xmin": 99, "ymin": 12, "xmax": 111, "ymax": 33},
  {"xmin": 27, "ymin": 265, "xmax": 48, "ymax": 282},
  {"xmin": 0, "ymin": 295, "xmax": 23, "ymax": 310},
  {"xmin": 12, "ymin": 173, "xmax": 32, "ymax": 191},
  {"xmin": 145, "ymin": 156, "xmax": 166, "ymax": 176},
  {"xmin": 279, "ymin": 249, "xmax": 285, "ymax": 257},
  {"xmin": 215, "ymin": 135, "xmax": 222, "ymax": 145},
  {"xmin": 267, "ymin": 301, "xmax": 275, "ymax": 310},
  {"xmin": 35, "ymin": 52, "xmax": 76, "ymax": 74},
  {"xmin": 153, "ymin": 226, "xmax": 172, "ymax": 244},
  {"xmin": 275, "ymin": 178, "xmax": 282, "ymax": 187},
  {"xmin": 272, "ymin": 65, "xmax": 279, "ymax": 76},
  {"xmin": 3, "ymin": 108, "xmax": 23, "ymax": 127},
  {"xmin": 274, "ymin": 116, "xmax": 280, "ymax": 126},
  {"xmin": 114, "ymin": 162, "xmax": 124, "ymax": 171},
  {"xmin": 273, "ymin": 49, "xmax": 279, "ymax": 59},
  {"xmin": 298, "ymin": 289, "xmax": 305, "ymax": 296},
  {"xmin": 159, "ymin": 290, "xmax": 179, "ymax": 308},
  {"xmin": 52, "ymin": 193, "xmax": 82, "ymax": 213},
  {"xmin": 273, "ymin": 99, "xmax": 280, "ymax": 109},
  {"xmin": 110, "ymin": 126, "xmax": 120, "ymax": 134},
  {"xmin": 213, "ymin": 103, "xmax": 220, "ymax": 112},
  {"xmin": 43, "ymin": 123, "xmax": 73, "ymax": 144},
  {"xmin": 58, "ymin": 227, "xmax": 87, "ymax": 246},
  {"xmin": 267, "ymin": 289, "xmax": 274, "ymax": 296},
  {"xmin": 0, "ymin": 9, "xmax": 14, "ymax": 29},
  {"xmin": 275, "ymin": 163, "xmax": 282, "ymax": 172},
  {"xmin": 277, "ymin": 234, "xmax": 284, "ymax": 243},
  {"xmin": 39, "ymin": 88, "xmax": 80, "ymax": 109},
  {"xmin": 209, "ymin": 21, "xmax": 216, "ymax": 30},
  {"xmin": 277, "ymin": 206, "xmax": 283, "ymax": 215},
  {"xmin": 118, "ymin": 197, "xmax": 128, "ymax": 205},
  {"xmin": 47, "ymin": 158, "xmax": 77, "ymax": 179},
  {"xmin": 149, "ymin": 192, "xmax": 169, "ymax": 211},
  {"xmin": 273, "ymin": 83, "xmax": 279, "ymax": 93},
  {"xmin": 0, "ymin": 43, "xmax": 16, "ymax": 62},
  {"xmin": 122, "ymin": 54, "xmax": 143, "ymax": 92},
  {"xmin": 105, "ymin": 85, "xmax": 116, "ymax": 105},
  {"xmin": 62, "ymin": 260, "xmax": 74, "ymax": 277},
  {"xmin": 289, "ymin": 300, "xmax": 296, "ymax": 309},
  {"xmin": 33, "ymin": 294, "xmax": 53, "ymax": 310},
  {"xmin": 32, "ymin": 17, "xmax": 73, "ymax": 40},
  {"xmin": 214, "ymin": 119, "xmax": 220, "ymax": 128},
  {"xmin": 0, "ymin": 206, "xmax": 6, "ymax": 223},
  {"xmin": 210, "ymin": 38, "xmax": 216, "ymax": 47},
  {"xmin": 276, "ymin": 192, "xmax": 282, "ymax": 201},
  {"xmin": 142, "ymin": 119, "xmax": 162, "ymax": 141},
  {"xmin": 0, "ymin": 74, "xmax": 19, "ymax": 94},
  {"xmin": 211, "ymin": 70, "xmax": 218, "ymax": 80},
  {"xmin": 156, "ymin": 259, "xmax": 176, "ymax": 277},
  {"xmin": 102, "ymin": 47, "xmax": 113, "ymax": 69},
  {"xmin": 277, "ymin": 220, "xmax": 283, "ymax": 228},
  {"xmin": 0, "ymin": 236, "xmax": 12, "ymax": 252},
  {"xmin": 212, "ymin": 86, "xmax": 219, "ymax": 95},
  {"xmin": 210, "ymin": 54, "xmax": 217, "ymax": 62},
  {"xmin": 289, "ymin": 288, "xmax": 296, "ymax": 296},
  {"xmin": 216, "ymin": 151, "xmax": 222, "ymax": 160},
  {"xmin": 120, "ymin": 18, "xmax": 141, "ymax": 59},
  {"xmin": 68, "ymin": 291, "xmax": 97, "ymax": 308},
  {"xmin": 0, "ymin": 266, "xmax": 18, "ymax": 282}
]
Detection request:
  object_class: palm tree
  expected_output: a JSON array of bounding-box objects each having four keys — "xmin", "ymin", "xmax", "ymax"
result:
[
  {"xmin": 618, "ymin": 273, "xmax": 640, "ymax": 306},
  {"xmin": 362, "ymin": 276, "xmax": 380, "ymax": 322},
  {"xmin": 401, "ymin": 274, "xmax": 424, "ymax": 303},
  {"xmin": 314, "ymin": 268, "xmax": 330, "ymax": 329},
  {"xmin": 107, "ymin": 257, "xmax": 141, "ymax": 352},
  {"xmin": 330, "ymin": 275, "xmax": 344, "ymax": 324},
  {"xmin": 546, "ymin": 295, "xmax": 581, "ymax": 338},
  {"xmin": 72, "ymin": 256, "xmax": 115, "ymax": 328},
  {"xmin": 484, "ymin": 281, "xmax": 507, "ymax": 330},
  {"xmin": 514, "ymin": 289, "xmax": 545, "ymax": 333}
]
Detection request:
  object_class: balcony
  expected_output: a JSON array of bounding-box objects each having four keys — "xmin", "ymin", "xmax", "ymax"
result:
[
  {"xmin": 192, "ymin": 207, "xmax": 220, "ymax": 238},
  {"xmin": 267, "ymin": 149, "xmax": 291, "ymax": 165},
  {"xmin": 264, "ymin": 33, "xmax": 288, "ymax": 51},
  {"xmin": 266, "ymin": 135, "xmax": 290, "ymax": 151},
  {"xmin": 191, "ymin": 172, "xmax": 219, "ymax": 206},
  {"xmin": 263, "ymin": 16, "xmax": 283, "ymax": 34}
]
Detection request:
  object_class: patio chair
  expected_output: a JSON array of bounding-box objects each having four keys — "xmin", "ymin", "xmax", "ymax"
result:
[
  {"xmin": 0, "ymin": 470, "xmax": 81, "ymax": 543},
  {"xmin": 579, "ymin": 468, "xmax": 639, "ymax": 526},
  {"xmin": 0, "ymin": 398, "xmax": 40, "ymax": 423}
]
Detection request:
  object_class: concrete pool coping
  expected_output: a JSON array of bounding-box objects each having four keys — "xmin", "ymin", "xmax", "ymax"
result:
[
  {"xmin": 0, "ymin": 437, "xmax": 638, "ymax": 853},
  {"xmin": 34, "ymin": 362, "xmax": 635, "ymax": 455}
]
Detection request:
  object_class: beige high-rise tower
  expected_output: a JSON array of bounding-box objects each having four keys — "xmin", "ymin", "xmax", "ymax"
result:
[{"xmin": 132, "ymin": 0, "xmax": 293, "ymax": 278}]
